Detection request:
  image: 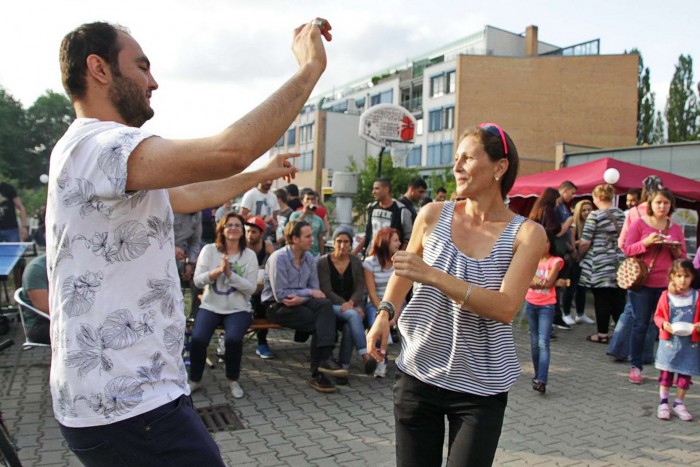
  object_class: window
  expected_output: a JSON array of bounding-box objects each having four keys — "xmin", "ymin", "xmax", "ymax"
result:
[
  {"xmin": 355, "ymin": 97, "xmax": 366, "ymax": 109},
  {"xmin": 370, "ymin": 89, "xmax": 393, "ymax": 107},
  {"xmin": 407, "ymin": 146, "xmax": 422, "ymax": 167},
  {"xmin": 440, "ymin": 141, "xmax": 453, "ymax": 165},
  {"xmin": 298, "ymin": 150, "xmax": 313, "ymax": 171},
  {"xmin": 444, "ymin": 106, "xmax": 455, "ymax": 130},
  {"xmin": 427, "ymin": 142, "xmax": 453, "ymax": 166},
  {"xmin": 287, "ymin": 128, "xmax": 296, "ymax": 146},
  {"xmin": 430, "ymin": 70, "xmax": 456, "ymax": 97},
  {"xmin": 299, "ymin": 123, "xmax": 314, "ymax": 144},
  {"xmin": 274, "ymin": 135, "xmax": 284, "ymax": 147},
  {"xmin": 428, "ymin": 109, "xmax": 443, "ymax": 132},
  {"xmin": 446, "ymin": 70, "xmax": 456, "ymax": 94},
  {"xmin": 430, "ymin": 75, "xmax": 444, "ymax": 97}
]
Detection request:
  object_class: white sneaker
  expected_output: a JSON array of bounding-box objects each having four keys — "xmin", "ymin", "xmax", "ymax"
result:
[
  {"xmin": 229, "ymin": 381, "xmax": 244, "ymax": 399},
  {"xmin": 563, "ymin": 315, "xmax": 576, "ymax": 326},
  {"xmin": 374, "ymin": 360, "xmax": 387, "ymax": 378},
  {"xmin": 575, "ymin": 314, "xmax": 595, "ymax": 324},
  {"xmin": 188, "ymin": 380, "xmax": 202, "ymax": 393}
]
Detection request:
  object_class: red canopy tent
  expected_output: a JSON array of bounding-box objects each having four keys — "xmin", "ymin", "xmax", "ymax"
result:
[{"xmin": 508, "ymin": 157, "xmax": 700, "ymax": 216}]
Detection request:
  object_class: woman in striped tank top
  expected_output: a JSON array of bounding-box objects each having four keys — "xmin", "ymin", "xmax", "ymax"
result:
[{"xmin": 367, "ymin": 123, "xmax": 546, "ymax": 466}]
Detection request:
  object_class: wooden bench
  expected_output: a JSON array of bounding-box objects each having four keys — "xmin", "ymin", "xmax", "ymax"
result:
[{"xmin": 248, "ymin": 318, "xmax": 282, "ymax": 332}]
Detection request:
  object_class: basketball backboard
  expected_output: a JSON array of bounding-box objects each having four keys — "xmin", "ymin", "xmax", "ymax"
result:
[{"xmin": 358, "ymin": 104, "xmax": 417, "ymax": 147}]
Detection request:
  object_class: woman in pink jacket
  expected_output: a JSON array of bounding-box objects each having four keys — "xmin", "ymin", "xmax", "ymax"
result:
[{"xmin": 624, "ymin": 188, "xmax": 686, "ymax": 384}]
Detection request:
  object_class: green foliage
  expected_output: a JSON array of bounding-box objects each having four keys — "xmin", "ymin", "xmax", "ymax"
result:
[
  {"xmin": 427, "ymin": 169, "xmax": 455, "ymax": 199},
  {"xmin": 0, "ymin": 87, "xmax": 74, "ymax": 189},
  {"xmin": 633, "ymin": 50, "xmax": 657, "ymax": 145},
  {"xmin": 665, "ymin": 54, "xmax": 699, "ymax": 142},
  {"xmin": 346, "ymin": 154, "xmax": 420, "ymax": 224}
]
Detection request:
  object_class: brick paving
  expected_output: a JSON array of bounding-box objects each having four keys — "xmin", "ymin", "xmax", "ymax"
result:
[{"xmin": 3, "ymin": 304, "xmax": 700, "ymax": 466}]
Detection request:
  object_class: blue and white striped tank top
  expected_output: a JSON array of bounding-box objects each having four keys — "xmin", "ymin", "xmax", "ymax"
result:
[{"xmin": 396, "ymin": 201, "xmax": 526, "ymax": 395}]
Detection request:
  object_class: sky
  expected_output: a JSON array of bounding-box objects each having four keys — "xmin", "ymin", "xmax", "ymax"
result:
[{"xmin": 1, "ymin": 0, "xmax": 698, "ymax": 166}]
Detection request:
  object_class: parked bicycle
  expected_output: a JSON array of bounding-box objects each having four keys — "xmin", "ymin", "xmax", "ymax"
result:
[{"xmin": 0, "ymin": 338, "xmax": 22, "ymax": 467}]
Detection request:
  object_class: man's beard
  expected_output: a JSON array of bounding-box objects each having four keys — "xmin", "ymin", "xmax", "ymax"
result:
[{"xmin": 108, "ymin": 75, "xmax": 154, "ymax": 128}]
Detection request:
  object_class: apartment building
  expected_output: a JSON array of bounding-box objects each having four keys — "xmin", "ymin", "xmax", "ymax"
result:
[{"xmin": 271, "ymin": 24, "xmax": 637, "ymax": 192}]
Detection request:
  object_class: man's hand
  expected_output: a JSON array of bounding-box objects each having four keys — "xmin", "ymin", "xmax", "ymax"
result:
[
  {"xmin": 175, "ymin": 247, "xmax": 187, "ymax": 261},
  {"xmin": 340, "ymin": 301, "xmax": 353, "ymax": 312},
  {"xmin": 182, "ymin": 263, "xmax": 193, "ymax": 281},
  {"xmin": 258, "ymin": 153, "xmax": 299, "ymax": 184},
  {"xmin": 292, "ymin": 18, "xmax": 332, "ymax": 74},
  {"xmin": 283, "ymin": 295, "xmax": 305, "ymax": 307},
  {"xmin": 310, "ymin": 289, "xmax": 326, "ymax": 299}
]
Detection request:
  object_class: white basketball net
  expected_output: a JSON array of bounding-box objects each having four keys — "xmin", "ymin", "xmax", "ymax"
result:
[{"xmin": 390, "ymin": 144, "xmax": 412, "ymax": 168}]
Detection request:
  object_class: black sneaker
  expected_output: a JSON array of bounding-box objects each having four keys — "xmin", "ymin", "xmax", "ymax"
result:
[
  {"xmin": 364, "ymin": 356, "xmax": 378, "ymax": 375},
  {"xmin": 318, "ymin": 360, "xmax": 348, "ymax": 377},
  {"xmin": 309, "ymin": 374, "xmax": 336, "ymax": 393},
  {"xmin": 532, "ymin": 381, "xmax": 546, "ymax": 394},
  {"xmin": 555, "ymin": 323, "xmax": 572, "ymax": 330}
]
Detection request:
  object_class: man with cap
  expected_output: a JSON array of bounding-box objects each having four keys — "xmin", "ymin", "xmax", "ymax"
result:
[{"xmin": 246, "ymin": 215, "xmax": 276, "ymax": 359}]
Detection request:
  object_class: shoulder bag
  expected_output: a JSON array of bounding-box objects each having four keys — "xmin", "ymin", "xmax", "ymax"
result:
[{"xmin": 616, "ymin": 219, "xmax": 667, "ymax": 291}]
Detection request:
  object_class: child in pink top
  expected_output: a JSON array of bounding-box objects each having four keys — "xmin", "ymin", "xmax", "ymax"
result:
[{"xmin": 525, "ymin": 232, "xmax": 564, "ymax": 394}]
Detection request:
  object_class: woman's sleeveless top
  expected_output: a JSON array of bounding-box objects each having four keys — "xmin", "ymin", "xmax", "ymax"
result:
[{"xmin": 396, "ymin": 201, "xmax": 526, "ymax": 395}]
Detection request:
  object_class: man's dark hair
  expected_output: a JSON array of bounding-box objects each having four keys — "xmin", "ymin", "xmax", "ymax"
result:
[
  {"xmin": 284, "ymin": 220, "xmax": 310, "ymax": 243},
  {"xmin": 60, "ymin": 22, "xmax": 127, "ymax": 100},
  {"xmin": 559, "ymin": 180, "xmax": 577, "ymax": 191},
  {"xmin": 286, "ymin": 183, "xmax": 299, "ymax": 197},
  {"xmin": 299, "ymin": 187, "xmax": 313, "ymax": 199},
  {"xmin": 275, "ymin": 188, "xmax": 288, "ymax": 203},
  {"xmin": 375, "ymin": 178, "xmax": 391, "ymax": 189},
  {"xmin": 408, "ymin": 178, "xmax": 427, "ymax": 190},
  {"xmin": 626, "ymin": 188, "xmax": 641, "ymax": 198},
  {"xmin": 436, "ymin": 187, "xmax": 447, "ymax": 195}
]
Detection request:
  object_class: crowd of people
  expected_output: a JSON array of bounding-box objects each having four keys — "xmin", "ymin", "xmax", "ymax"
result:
[{"xmin": 526, "ymin": 175, "xmax": 700, "ymax": 426}]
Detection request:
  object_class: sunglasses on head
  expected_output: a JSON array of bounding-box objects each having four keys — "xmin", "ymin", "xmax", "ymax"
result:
[{"xmin": 478, "ymin": 122, "xmax": 509, "ymax": 156}]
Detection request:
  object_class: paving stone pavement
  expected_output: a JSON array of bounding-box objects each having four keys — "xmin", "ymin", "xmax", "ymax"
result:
[{"xmin": 3, "ymin": 304, "xmax": 700, "ymax": 466}]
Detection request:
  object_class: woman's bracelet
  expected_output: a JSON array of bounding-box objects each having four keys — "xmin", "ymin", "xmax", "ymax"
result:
[
  {"xmin": 460, "ymin": 282, "xmax": 473, "ymax": 308},
  {"xmin": 376, "ymin": 301, "xmax": 395, "ymax": 322}
]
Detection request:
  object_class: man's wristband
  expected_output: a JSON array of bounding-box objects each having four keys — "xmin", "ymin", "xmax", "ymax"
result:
[{"xmin": 375, "ymin": 301, "xmax": 395, "ymax": 321}]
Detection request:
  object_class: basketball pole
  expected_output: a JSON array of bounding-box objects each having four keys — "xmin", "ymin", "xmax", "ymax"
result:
[{"xmin": 376, "ymin": 146, "xmax": 386, "ymax": 179}]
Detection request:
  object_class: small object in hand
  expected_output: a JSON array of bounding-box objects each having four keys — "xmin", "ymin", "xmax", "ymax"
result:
[
  {"xmin": 671, "ymin": 321, "xmax": 694, "ymax": 337},
  {"xmin": 312, "ymin": 19, "xmax": 324, "ymax": 26}
]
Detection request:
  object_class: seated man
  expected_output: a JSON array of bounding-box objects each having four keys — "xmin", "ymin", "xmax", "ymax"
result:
[
  {"xmin": 261, "ymin": 220, "xmax": 346, "ymax": 393},
  {"xmin": 246, "ymin": 215, "xmax": 277, "ymax": 359},
  {"xmin": 19, "ymin": 254, "xmax": 50, "ymax": 344}
]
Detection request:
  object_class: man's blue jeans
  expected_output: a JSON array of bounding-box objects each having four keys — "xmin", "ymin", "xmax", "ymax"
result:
[
  {"xmin": 60, "ymin": 395, "xmax": 225, "ymax": 466},
  {"xmin": 333, "ymin": 305, "xmax": 367, "ymax": 366},
  {"xmin": 525, "ymin": 303, "xmax": 554, "ymax": 384}
]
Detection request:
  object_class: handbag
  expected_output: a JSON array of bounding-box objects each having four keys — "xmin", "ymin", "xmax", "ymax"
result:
[{"xmin": 616, "ymin": 219, "xmax": 667, "ymax": 291}]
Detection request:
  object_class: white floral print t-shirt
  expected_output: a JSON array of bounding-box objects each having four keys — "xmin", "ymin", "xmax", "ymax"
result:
[{"xmin": 45, "ymin": 119, "xmax": 188, "ymax": 428}]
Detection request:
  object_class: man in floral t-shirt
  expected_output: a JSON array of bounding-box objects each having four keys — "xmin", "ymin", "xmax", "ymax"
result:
[{"xmin": 47, "ymin": 19, "xmax": 332, "ymax": 465}]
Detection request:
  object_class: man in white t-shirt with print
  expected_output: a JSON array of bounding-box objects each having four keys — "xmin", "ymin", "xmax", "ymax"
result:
[{"xmin": 46, "ymin": 19, "xmax": 332, "ymax": 466}]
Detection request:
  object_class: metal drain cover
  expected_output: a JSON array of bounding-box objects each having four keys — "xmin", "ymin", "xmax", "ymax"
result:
[{"xmin": 195, "ymin": 404, "xmax": 246, "ymax": 432}]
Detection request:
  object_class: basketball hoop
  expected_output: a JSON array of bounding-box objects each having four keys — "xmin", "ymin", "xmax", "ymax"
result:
[{"xmin": 390, "ymin": 143, "xmax": 412, "ymax": 168}]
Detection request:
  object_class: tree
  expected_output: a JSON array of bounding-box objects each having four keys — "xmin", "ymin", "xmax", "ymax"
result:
[
  {"xmin": 0, "ymin": 87, "xmax": 31, "ymax": 183},
  {"xmin": 665, "ymin": 54, "xmax": 699, "ymax": 142},
  {"xmin": 651, "ymin": 110, "xmax": 666, "ymax": 144},
  {"xmin": 633, "ymin": 49, "xmax": 656, "ymax": 145},
  {"xmin": 25, "ymin": 91, "xmax": 75, "ymax": 187},
  {"xmin": 346, "ymin": 155, "xmax": 420, "ymax": 224}
]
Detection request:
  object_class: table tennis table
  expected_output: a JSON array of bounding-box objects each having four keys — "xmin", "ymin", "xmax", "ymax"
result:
[{"xmin": 0, "ymin": 242, "xmax": 35, "ymax": 310}]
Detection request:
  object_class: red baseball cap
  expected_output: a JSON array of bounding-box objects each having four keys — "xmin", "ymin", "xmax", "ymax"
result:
[{"xmin": 246, "ymin": 216, "xmax": 266, "ymax": 232}]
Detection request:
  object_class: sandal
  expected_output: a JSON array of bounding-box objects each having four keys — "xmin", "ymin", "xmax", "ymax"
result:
[{"xmin": 586, "ymin": 334, "xmax": 609, "ymax": 344}]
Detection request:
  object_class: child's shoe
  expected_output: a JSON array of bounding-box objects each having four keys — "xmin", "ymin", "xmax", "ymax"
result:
[
  {"xmin": 672, "ymin": 403, "xmax": 693, "ymax": 421},
  {"xmin": 657, "ymin": 403, "xmax": 671, "ymax": 420}
]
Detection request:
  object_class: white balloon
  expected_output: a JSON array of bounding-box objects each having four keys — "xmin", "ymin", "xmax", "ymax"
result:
[
  {"xmin": 39, "ymin": 174, "xmax": 49, "ymax": 184},
  {"xmin": 603, "ymin": 168, "xmax": 620, "ymax": 184}
]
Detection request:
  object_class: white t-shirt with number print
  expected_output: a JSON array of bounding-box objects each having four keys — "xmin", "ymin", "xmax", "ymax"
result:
[{"xmin": 45, "ymin": 119, "xmax": 188, "ymax": 428}]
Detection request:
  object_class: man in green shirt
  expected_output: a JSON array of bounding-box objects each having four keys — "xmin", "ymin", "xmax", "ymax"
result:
[
  {"xmin": 18, "ymin": 254, "xmax": 49, "ymax": 344},
  {"xmin": 289, "ymin": 191, "xmax": 325, "ymax": 257}
]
